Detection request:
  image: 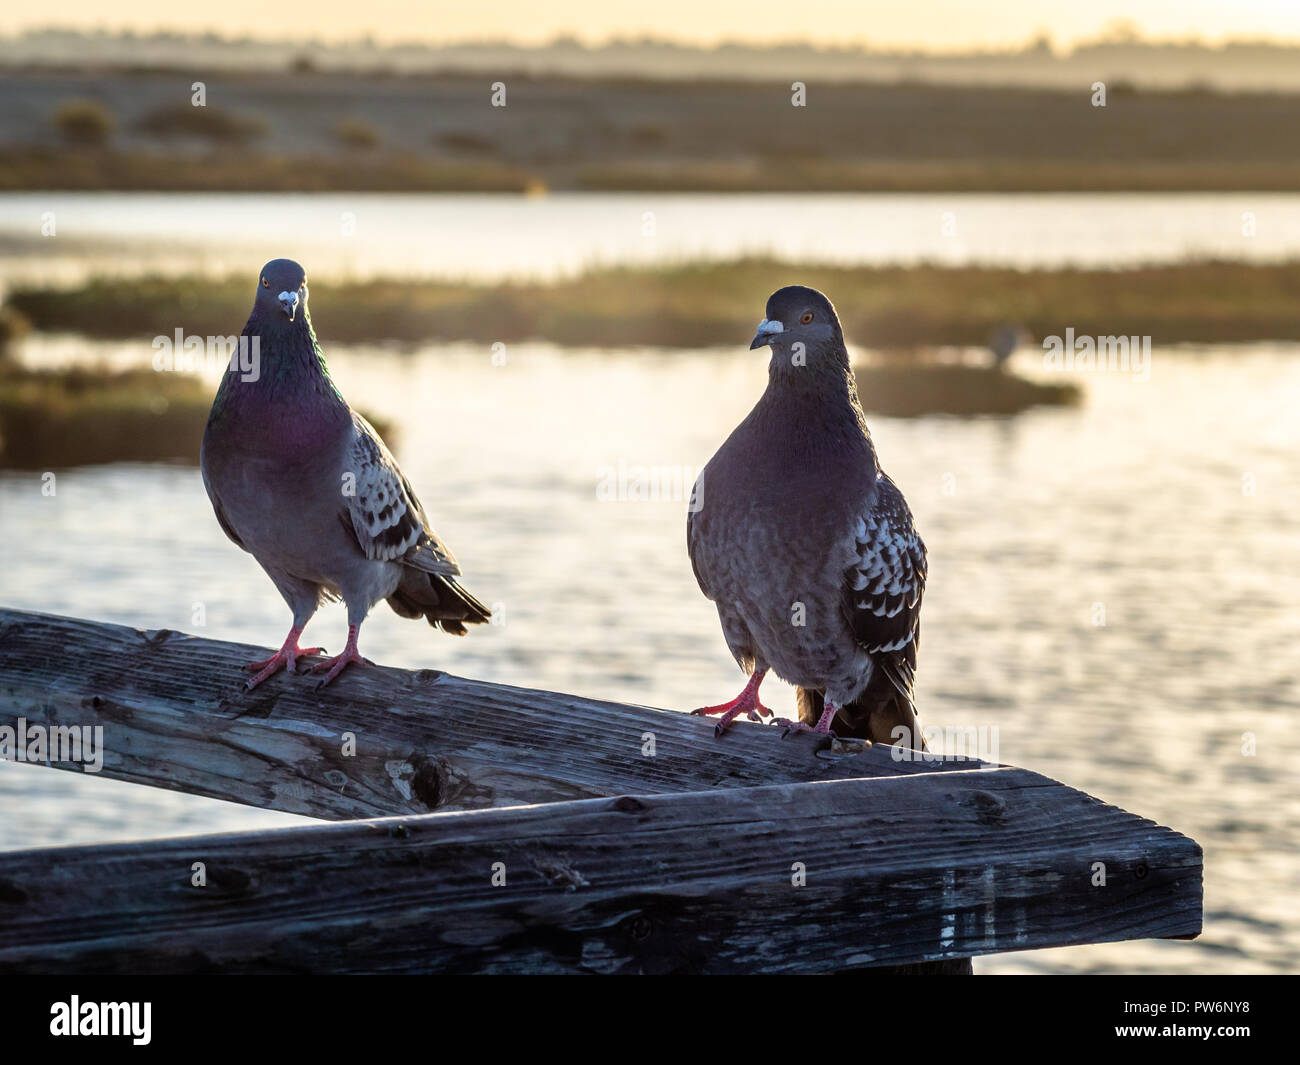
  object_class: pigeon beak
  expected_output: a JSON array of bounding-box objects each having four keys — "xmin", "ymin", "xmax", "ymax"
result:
[
  {"xmin": 750, "ymin": 318, "xmax": 784, "ymax": 350},
  {"xmin": 278, "ymin": 291, "xmax": 299, "ymax": 321}
]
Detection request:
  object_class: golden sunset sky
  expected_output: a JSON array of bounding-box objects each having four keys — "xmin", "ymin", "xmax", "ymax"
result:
[{"xmin": 4, "ymin": 0, "xmax": 1300, "ymax": 50}]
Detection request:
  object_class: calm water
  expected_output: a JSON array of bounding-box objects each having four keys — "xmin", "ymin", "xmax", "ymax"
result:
[
  {"xmin": 1, "ymin": 337, "xmax": 1297, "ymax": 974},
  {"xmin": 3, "ymin": 191, "xmax": 1300, "ymax": 287}
]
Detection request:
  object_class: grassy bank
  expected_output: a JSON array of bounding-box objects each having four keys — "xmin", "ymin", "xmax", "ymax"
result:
[
  {"xmin": 9, "ymin": 149, "xmax": 1300, "ymax": 193},
  {"xmin": 10, "ymin": 72, "xmax": 1300, "ymax": 192},
  {"xmin": 0, "ymin": 364, "xmax": 393, "ymax": 469},
  {"xmin": 10, "ymin": 259, "xmax": 1300, "ymax": 349},
  {"xmin": 0, "ymin": 148, "xmax": 539, "ymax": 193},
  {"xmin": 850, "ymin": 364, "xmax": 1077, "ymax": 417},
  {"xmin": 0, "ymin": 362, "xmax": 1070, "ymax": 470},
  {"xmin": 0, "ymin": 366, "xmax": 213, "ymax": 468}
]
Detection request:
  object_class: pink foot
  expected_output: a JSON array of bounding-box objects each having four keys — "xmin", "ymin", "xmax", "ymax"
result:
[
  {"xmin": 246, "ymin": 627, "xmax": 324, "ymax": 690},
  {"xmin": 779, "ymin": 701, "xmax": 839, "ymax": 739},
  {"xmin": 310, "ymin": 624, "xmax": 370, "ymax": 687},
  {"xmin": 690, "ymin": 669, "xmax": 772, "ymax": 736}
]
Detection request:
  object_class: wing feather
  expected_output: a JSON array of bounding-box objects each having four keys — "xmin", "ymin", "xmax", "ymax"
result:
[
  {"xmin": 342, "ymin": 414, "xmax": 460, "ymax": 576},
  {"xmin": 842, "ymin": 473, "xmax": 927, "ymax": 661}
]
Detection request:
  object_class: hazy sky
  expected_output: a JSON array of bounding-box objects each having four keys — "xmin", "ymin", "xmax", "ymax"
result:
[{"xmin": 7, "ymin": 1, "xmax": 1300, "ymax": 50}]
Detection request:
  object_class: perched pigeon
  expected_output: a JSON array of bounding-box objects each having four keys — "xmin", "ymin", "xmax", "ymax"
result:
[
  {"xmin": 201, "ymin": 258, "xmax": 490, "ymax": 688},
  {"xmin": 687, "ymin": 286, "xmax": 927, "ymax": 746}
]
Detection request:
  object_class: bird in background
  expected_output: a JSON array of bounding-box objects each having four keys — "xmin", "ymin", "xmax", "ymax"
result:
[
  {"xmin": 687, "ymin": 285, "xmax": 928, "ymax": 746},
  {"xmin": 200, "ymin": 258, "xmax": 490, "ymax": 689},
  {"xmin": 988, "ymin": 322, "xmax": 1027, "ymax": 370}
]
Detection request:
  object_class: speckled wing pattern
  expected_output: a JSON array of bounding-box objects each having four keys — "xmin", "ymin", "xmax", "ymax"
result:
[
  {"xmin": 343, "ymin": 413, "xmax": 460, "ymax": 576},
  {"xmin": 843, "ymin": 472, "xmax": 927, "ymax": 661}
]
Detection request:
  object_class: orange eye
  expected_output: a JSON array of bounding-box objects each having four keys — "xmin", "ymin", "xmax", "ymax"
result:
[
  {"xmin": 261, "ymin": 278, "xmax": 269, "ymax": 288},
  {"xmin": 800, "ymin": 311, "xmax": 814, "ymax": 324}
]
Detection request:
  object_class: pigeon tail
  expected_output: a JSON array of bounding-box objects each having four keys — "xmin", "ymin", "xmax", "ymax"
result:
[
  {"xmin": 797, "ymin": 667, "xmax": 927, "ymax": 751},
  {"xmin": 387, "ymin": 568, "xmax": 491, "ymax": 635}
]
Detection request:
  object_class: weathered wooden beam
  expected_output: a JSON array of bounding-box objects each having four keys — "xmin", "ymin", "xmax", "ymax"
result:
[
  {"xmin": 0, "ymin": 608, "xmax": 984, "ymax": 819},
  {"xmin": 0, "ymin": 768, "xmax": 1202, "ymax": 974}
]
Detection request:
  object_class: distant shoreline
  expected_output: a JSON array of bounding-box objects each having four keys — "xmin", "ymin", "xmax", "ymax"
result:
[
  {"xmin": 7, "ymin": 71, "xmax": 1300, "ymax": 194},
  {"xmin": 9, "ymin": 150, "xmax": 1300, "ymax": 194},
  {"xmin": 9, "ymin": 29, "xmax": 1300, "ymax": 92},
  {"xmin": 7, "ymin": 258, "xmax": 1300, "ymax": 348}
]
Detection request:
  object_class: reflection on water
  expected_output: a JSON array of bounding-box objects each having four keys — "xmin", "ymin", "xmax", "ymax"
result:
[
  {"xmin": 1, "ymin": 340, "xmax": 1298, "ymax": 975},
  {"xmin": 3, "ymin": 191, "xmax": 1300, "ymax": 288}
]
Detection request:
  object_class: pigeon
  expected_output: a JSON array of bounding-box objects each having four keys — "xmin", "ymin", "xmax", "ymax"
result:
[
  {"xmin": 687, "ymin": 285, "xmax": 927, "ymax": 747},
  {"xmin": 201, "ymin": 258, "xmax": 490, "ymax": 689}
]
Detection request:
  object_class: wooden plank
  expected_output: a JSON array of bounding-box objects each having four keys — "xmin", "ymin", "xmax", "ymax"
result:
[
  {"xmin": 0, "ymin": 770, "xmax": 1202, "ymax": 974},
  {"xmin": 0, "ymin": 608, "xmax": 986, "ymax": 820}
]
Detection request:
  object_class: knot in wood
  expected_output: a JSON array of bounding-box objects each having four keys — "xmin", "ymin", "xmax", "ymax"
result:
[
  {"xmin": 627, "ymin": 914, "xmax": 653, "ymax": 941},
  {"xmin": 953, "ymin": 789, "xmax": 1007, "ymax": 825}
]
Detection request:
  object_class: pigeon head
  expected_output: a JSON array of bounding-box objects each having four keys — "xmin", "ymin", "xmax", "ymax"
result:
[
  {"xmin": 254, "ymin": 258, "xmax": 310, "ymax": 324},
  {"xmin": 749, "ymin": 286, "xmax": 845, "ymax": 362}
]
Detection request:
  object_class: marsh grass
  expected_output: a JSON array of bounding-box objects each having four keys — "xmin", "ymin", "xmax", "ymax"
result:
[
  {"xmin": 13, "ymin": 75, "xmax": 1300, "ymax": 192},
  {"xmin": 11, "ymin": 259, "xmax": 1300, "ymax": 349},
  {"xmin": 853, "ymin": 362, "xmax": 1078, "ymax": 417},
  {"xmin": 0, "ymin": 364, "xmax": 394, "ymax": 469},
  {"xmin": 0, "ymin": 148, "xmax": 537, "ymax": 192}
]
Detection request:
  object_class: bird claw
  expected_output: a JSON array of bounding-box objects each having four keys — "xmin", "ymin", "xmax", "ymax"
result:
[
  {"xmin": 244, "ymin": 636, "xmax": 325, "ymax": 690},
  {"xmin": 289, "ymin": 648, "xmax": 326, "ymax": 672},
  {"xmin": 711, "ymin": 709, "xmax": 771, "ymax": 737},
  {"xmin": 245, "ymin": 670, "xmax": 276, "ymax": 692},
  {"xmin": 698, "ymin": 700, "xmax": 773, "ymax": 737},
  {"xmin": 248, "ymin": 651, "xmax": 316, "ymax": 673},
  {"xmin": 691, "ymin": 702, "xmax": 734, "ymax": 717},
  {"xmin": 691, "ymin": 700, "xmax": 772, "ymax": 721},
  {"xmin": 778, "ymin": 719, "xmax": 838, "ymax": 741},
  {"xmin": 690, "ymin": 672, "xmax": 772, "ymax": 738},
  {"xmin": 311, "ymin": 651, "xmax": 370, "ymax": 688}
]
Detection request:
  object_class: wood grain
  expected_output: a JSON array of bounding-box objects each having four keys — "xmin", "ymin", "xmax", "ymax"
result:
[
  {"xmin": 0, "ymin": 768, "xmax": 1203, "ymax": 974},
  {"xmin": 0, "ymin": 608, "xmax": 986, "ymax": 819}
]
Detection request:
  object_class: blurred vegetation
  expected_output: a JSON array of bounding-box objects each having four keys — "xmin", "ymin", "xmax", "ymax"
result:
[
  {"xmin": 0, "ymin": 365, "xmax": 210, "ymax": 468},
  {"xmin": 853, "ymin": 364, "xmax": 1077, "ymax": 417},
  {"xmin": 10, "ymin": 75, "xmax": 1300, "ymax": 191},
  {"xmin": 0, "ymin": 306, "xmax": 30, "ymax": 349},
  {"xmin": 573, "ymin": 160, "xmax": 1300, "ymax": 192},
  {"xmin": 52, "ymin": 99, "xmax": 116, "ymax": 146},
  {"xmin": 0, "ymin": 148, "xmax": 537, "ymax": 192},
  {"xmin": 10, "ymin": 259, "xmax": 1300, "ymax": 349},
  {"xmin": 335, "ymin": 118, "xmax": 381, "ymax": 151},
  {"xmin": 437, "ymin": 130, "xmax": 498, "ymax": 155},
  {"xmin": 7, "ymin": 75, "xmax": 1300, "ymax": 189},
  {"xmin": 9, "ymin": 150, "xmax": 1300, "ymax": 192},
  {"xmin": 0, "ymin": 363, "xmax": 393, "ymax": 469},
  {"xmin": 136, "ymin": 104, "xmax": 268, "ymax": 144}
]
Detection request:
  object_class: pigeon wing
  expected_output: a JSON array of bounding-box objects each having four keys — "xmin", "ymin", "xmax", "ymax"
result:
[
  {"xmin": 842, "ymin": 473, "xmax": 927, "ymax": 678},
  {"xmin": 200, "ymin": 444, "xmax": 248, "ymax": 551},
  {"xmin": 342, "ymin": 413, "xmax": 460, "ymax": 576},
  {"xmin": 685, "ymin": 468, "xmax": 714, "ymax": 600}
]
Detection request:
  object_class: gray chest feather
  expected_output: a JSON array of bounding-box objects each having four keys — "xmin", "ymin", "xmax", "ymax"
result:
[{"xmin": 690, "ymin": 467, "xmax": 873, "ymax": 694}]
